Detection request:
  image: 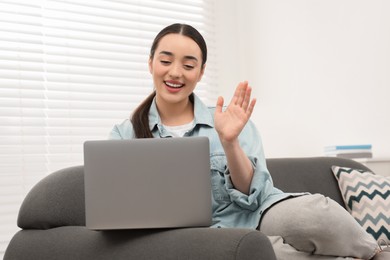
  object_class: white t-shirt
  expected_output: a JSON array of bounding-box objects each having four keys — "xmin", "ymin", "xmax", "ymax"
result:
[{"xmin": 163, "ymin": 120, "xmax": 195, "ymax": 137}]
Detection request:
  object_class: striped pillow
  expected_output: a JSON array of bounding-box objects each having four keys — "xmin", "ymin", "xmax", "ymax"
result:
[{"xmin": 332, "ymin": 166, "xmax": 390, "ymax": 244}]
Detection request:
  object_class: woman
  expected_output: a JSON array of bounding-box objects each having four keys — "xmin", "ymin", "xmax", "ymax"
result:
[{"xmin": 109, "ymin": 23, "xmax": 387, "ymax": 260}]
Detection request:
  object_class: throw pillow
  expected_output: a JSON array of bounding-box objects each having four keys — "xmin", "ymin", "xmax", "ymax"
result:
[{"xmin": 332, "ymin": 166, "xmax": 390, "ymax": 244}]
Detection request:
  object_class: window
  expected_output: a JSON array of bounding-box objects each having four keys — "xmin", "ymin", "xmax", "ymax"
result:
[{"xmin": 0, "ymin": 0, "xmax": 217, "ymax": 256}]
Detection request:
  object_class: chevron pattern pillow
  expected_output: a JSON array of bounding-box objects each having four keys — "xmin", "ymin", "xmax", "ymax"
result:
[{"xmin": 332, "ymin": 166, "xmax": 390, "ymax": 244}]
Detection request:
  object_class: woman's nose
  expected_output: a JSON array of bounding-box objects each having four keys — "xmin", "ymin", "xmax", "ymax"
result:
[{"xmin": 169, "ymin": 63, "xmax": 182, "ymax": 78}]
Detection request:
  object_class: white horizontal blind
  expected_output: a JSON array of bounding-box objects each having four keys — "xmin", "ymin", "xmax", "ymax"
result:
[
  {"xmin": 0, "ymin": 0, "xmax": 217, "ymax": 257},
  {"xmin": 0, "ymin": 1, "xmax": 46, "ymax": 257}
]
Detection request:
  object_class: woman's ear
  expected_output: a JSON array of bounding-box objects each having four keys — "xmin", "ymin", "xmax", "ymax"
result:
[
  {"xmin": 198, "ymin": 64, "xmax": 206, "ymax": 82},
  {"xmin": 148, "ymin": 57, "xmax": 153, "ymax": 74}
]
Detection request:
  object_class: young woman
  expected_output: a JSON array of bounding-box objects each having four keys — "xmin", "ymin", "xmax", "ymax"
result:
[{"xmin": 109, "ymin": 23, "xmax": 388, "ymax": 260}]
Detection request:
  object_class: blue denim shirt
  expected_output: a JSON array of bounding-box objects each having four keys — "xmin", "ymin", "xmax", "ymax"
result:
[{"xmin": 109, "ymin": 94, "xmax": 292, "ymax": 229}]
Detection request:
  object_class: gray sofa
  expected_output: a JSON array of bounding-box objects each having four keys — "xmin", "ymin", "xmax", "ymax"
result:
[{"xmin": 4, "ymin": 157, "xmax": 371, "ymax": 260}]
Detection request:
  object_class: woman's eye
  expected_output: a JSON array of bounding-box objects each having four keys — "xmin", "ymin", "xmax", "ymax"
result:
[
  {"xmin": 184, "ymin": 65, "xmax": 194, "ymax": 70},
  {"xmin": 160, "ymin": 60, "xmax": 171, "ymax": 65}
]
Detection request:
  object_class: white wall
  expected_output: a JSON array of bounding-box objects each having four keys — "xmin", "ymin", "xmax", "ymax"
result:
[{"xmin": 215, "ymin": 0, "xmax": 390, "ymax": 158}]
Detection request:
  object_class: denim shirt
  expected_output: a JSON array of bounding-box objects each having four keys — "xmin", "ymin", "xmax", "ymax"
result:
[{"xmin": 109, "ymin": 94, "xmax": 292, "ymax": 229}]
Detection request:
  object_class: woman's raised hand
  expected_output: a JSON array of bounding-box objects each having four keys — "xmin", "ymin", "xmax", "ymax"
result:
[{"xmin": 214, "ymin": 81, "xmax": 257, "ymax": 144}]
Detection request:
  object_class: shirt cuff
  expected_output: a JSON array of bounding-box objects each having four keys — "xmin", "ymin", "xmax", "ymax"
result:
[{"xmin": 224, "ymin": 157, "xmax": 260, "ymax": 211}]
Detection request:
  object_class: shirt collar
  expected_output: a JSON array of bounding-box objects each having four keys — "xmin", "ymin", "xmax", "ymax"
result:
[{"xmin": 148, "ymin": 93, "xmax": 214, "ymax": 131}]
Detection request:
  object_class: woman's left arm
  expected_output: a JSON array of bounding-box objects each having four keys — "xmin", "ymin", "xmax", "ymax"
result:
[{"xmin": 214, "ymin": 81, "xmax": 257, "ymax": 195}]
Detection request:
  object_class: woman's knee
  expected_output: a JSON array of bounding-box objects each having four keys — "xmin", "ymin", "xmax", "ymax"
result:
[{"xmin": 260, "ymin": 194, "xmax": 349, "ymax": 237}]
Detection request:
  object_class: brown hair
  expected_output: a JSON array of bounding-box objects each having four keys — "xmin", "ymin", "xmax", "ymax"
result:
[{"xmin": 131, "ymin": 23, "xmax": 207, "ymax": 138}]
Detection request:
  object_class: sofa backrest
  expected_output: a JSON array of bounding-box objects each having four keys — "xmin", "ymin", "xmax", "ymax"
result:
[
  {"xmin": 17, "ymin": 157, "xmax": 371, "ymax": 229},
  {"xmin": 266, "ymin": 157, "xmax": 371, "ymax": 208}
]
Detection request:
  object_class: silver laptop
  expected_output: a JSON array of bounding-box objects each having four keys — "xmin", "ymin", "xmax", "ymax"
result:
[{"xmin": 83, "ymin": 136, "xmax": 212, "ymax": 230}]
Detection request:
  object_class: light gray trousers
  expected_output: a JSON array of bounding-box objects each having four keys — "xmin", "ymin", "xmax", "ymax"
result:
[{"xmin": 259, "ymin": 194, "xmax": 378, "ymax": 260}]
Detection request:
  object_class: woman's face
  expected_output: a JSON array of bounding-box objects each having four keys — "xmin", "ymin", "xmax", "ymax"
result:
[{"xmin": 149, "ymin": 33, "xmax": 205, "ymax": 106}]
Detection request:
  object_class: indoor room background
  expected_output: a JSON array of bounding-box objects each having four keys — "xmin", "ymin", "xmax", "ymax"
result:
[
  {"xmin": 216, "ymin": 0, "xmax": 390, "ymax": 159},
  {"xmin": 1, "ymin": 0, "xmax": 390, "ymax": 258}
]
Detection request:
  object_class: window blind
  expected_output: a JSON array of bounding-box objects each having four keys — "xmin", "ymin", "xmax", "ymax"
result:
[{"xmin": 0, "ymin": 0, "xmax": 218, "ymax": 256}]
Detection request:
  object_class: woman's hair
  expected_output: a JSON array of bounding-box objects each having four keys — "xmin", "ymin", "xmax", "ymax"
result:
[{"xmin": 131, "ymin": 23, "xmax": 207, "ymax": 138}]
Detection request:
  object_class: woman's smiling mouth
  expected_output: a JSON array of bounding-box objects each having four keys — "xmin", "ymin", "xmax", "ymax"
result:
[{"xmin": 164, "ymin": 80, "xmax": 185, "ymax": 89}]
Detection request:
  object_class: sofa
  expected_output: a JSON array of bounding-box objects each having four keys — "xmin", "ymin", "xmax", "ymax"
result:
[{"xmin": 4, "ymin": 157, "xmax": 375, "ymax": 259}]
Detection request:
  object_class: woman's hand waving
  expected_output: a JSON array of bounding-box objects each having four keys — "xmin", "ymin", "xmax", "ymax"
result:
[{"xmin": 214, "ymin": 81, "xmax": 257, "ymax": 144}]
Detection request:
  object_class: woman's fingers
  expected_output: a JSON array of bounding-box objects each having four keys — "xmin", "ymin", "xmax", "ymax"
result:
[
  {"xmin": 246, "ymin": 98, "xmax": 257, "ymax": 117},
  {"xmin": 230, "ymin": 84, "xmax": 240, "ymax": 106},
  {"xmin": 235, "ymin": 81, "xmax": 248, "ymax": 106},
  {"xmin": 215, "ymin": 96, "xmax": 224, "ymax": 113},
  {"xmin": 241, "ymin": 85, "xmax": 252, "ymax": 111},
  {"xmin": 229, "ymin": 81, "xmax": 256, "ymax": 114}
]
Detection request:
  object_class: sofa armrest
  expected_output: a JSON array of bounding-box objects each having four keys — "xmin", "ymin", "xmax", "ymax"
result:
[
  {"xmin": 17, "ymin": 166, "xmax": 86, "ymax": 229},
  {"xmin": 5, "ymin": 226, "xmax": 276, "ymax": 260}
]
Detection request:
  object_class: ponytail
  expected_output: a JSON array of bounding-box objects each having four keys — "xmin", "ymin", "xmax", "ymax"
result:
[{"xmin": 131, "ymin": 91, "xmax": 156, "ymax": 138}]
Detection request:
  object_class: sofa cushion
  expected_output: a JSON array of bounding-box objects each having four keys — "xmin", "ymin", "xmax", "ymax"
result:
[
  {"xmin": 332, "ymin": 166, "xmax": 390, "ymax": 244},
  {"xmin": 5, "ymin": 227, "xmax": 276, "ymax": 260}
]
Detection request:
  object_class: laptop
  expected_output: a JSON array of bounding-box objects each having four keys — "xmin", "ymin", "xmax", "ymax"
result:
[{"xmin": 83, "ymin": 136, "xmax": 212, "ymax": 230}]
